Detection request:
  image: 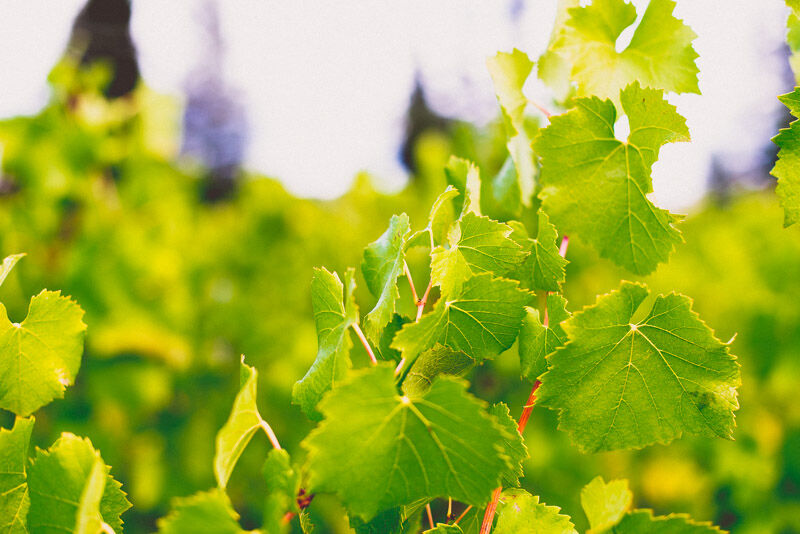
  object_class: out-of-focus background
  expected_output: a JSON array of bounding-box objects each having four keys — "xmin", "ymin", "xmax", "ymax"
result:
[{"xmin": 0, "ymin": 0, "xmax": 798, "ymax": 532}]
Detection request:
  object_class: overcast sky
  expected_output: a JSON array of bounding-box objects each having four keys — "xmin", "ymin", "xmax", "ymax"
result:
[{"xmin": 0, "ymin": 1, "xmax": 792, "ymax": 211}]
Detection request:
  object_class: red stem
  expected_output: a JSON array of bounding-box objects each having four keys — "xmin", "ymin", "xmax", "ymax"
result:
[
  {"xmin": 453, "ymin": 505, "xmax": 473, "ymax": 525},
  {"xmin": 426, "ymin": 503, "xmax": 435, "ymax": 530},
  {"xmin": 404, "ymin": 262, "xmax": 419, "ymax": 303},
  {"xmin": 259, "ymin": 420, "xmax": 282, "ymax": 450},
  {"xmin": 479, "ymin": 487, "xmax": 503, "ymax": 534},
  {"xmin": 351, "ymin": 324, "xmax": 378, "ymax": 365}
]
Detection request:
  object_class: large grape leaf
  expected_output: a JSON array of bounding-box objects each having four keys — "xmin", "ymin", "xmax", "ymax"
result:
[
  {"xmin": 0, "ymin": 417, "xmax": 34, "ymax": 534},
  {"xmin": 549, "ymin": 0, "xmax": 699, "ymax": 104},
  {"xmin": 402, "ymin": 344, "xmax": 475, "ymax": 397},
  {"xmin": 430, "ymin": 213, "xmax": 527, "ymax": 296},
  {"xmin": 157, "ymin": 490, "xmax": 244, "ymax": 534},
  {"xmin": 0, "ymin": 290, "xmax": 87, "ymax": 417},
  {"xmin": 0, "ymin": 254, "xmax": 24, "ymax": 289},
  {"xmin": 770, "ymin": 88, "xmax": 800, "ymax": 227},
  {"xmin": 292, "ymin": 267, "xmax": 358, "ymax": 420},
  {"xmin": 611, "ymin": 511, "xmax": 724, "ymax": 533},
  {"xmin": 27, "ymin": 433, "xmax": 131, "ymax": 534},
  {"xmin": 487, "ymin": 49, "xmax": 536, "ymax": 205},
  {"xmin": 303, "ymin": 365, "xmax": 514, "ymax": 521},
  {"xmin": 391, "ymin": 274, "xmax": 531, "ymax": 367},
  {"xmin": 362, "ymin": 214, "xmax": 411, "ymax": 339},
  {"xmin": 493, "ymin": 489, "xmax": 577, "ymax": 534},
  {"xmin": 519, "ymin": 295, "xmax": 569, "ymax": 381},
  {"xmin": 580, "ymin": 477, "xmax": 632, "ymax": 533},
  {"xmin": 215, "ymin": 356, "xmax": 266, "ymax": 488},
  {"xmin": 508, "ymin": 211, "xmax": 567, "ymax": 292},
  {"xmin": 489, "ymin": 403, "xmax": 528, "ymax": 487},
  {"xmin": 538, "ymin": 282, "xmax": 740, "ymax": 452},
  {"xmin": 535, "ymin": 82, "xmax": 689, "ymax": 275}
]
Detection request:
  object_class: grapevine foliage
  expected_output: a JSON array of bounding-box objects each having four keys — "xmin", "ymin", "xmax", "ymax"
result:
[{"xmin": 2, "ymin": 0, "xmax": 778, "ymax": 531}]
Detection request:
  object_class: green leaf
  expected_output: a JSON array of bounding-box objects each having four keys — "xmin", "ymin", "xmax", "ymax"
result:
[
  {"xmin": 376, "ymin": 315, "xmax": 411, "ymax": 363},
  {"xmin": 535, "ymin": 82, "xmax": 689, "ymax": 275},
  {"xmin": 408, "ymin": 187, "xmax": 461, "ymax": 250},
  {"xmin": 75, "ymin": 455, "xmax": 108, "ymax": 534},
  {"xmin": 489, "ymin": 403, "xmax": 528, "ymax": 487},
  {"xmin": 350, "ymin": 506, "xmax": 421, "ymax": 534},
  {"xmin": 494, "ymin": 489, "xmax": 577, "ymax": 534},
  {"xmin": 263, "ymin": 449, "xmax": 301, "ymax": 534},
  {"xmin": 508, "ymin": 211, "xmax": 567, "ymax": 292},
  {"xmin": 215, "ymin": 356, "xmax": 265, "ymax": 489},
  {"xmin": 770, "ymin": 88, "xmax": 800, "ymax": 226},
  {"xmin": 292, "ymin": 267, "xmax": 358, "ymax": 420},
  {"xmin": 611, "ymin": 510, "xmax": 724, "ymax": 533},
  {"xmin": 482, "ymin": 156, "xmax": 522, "ymax": 222},
  {"xmin": 519, "ymin": 294, "xmax": 569, "ymax": 381},
  {"xmin": 27, "ymin": 433, "xmax": 131, "ymax": 534},
  {"xmin": 362, "ymin": 214, "xmax": 411, "ymax": 339},
  {"xmin": 304, "ymin": 365, "xmax": 513, "ymax": 521},
  {"xmin": 424, "ymin": 524, "xmax": 464, "ymax": 533},
  {"xmin": 157, "ymin": 489, "xmax": 245, "ymax": 534},
  {"xmin": 0, "ymin": 416, "xmax": 34, "ymax": 534},
  {"xmin": 0, "ymin": 254, "xmax": 25, "ymax": 289},
  {"xmin": 789, "ymin": 0, "xmax": 800, "ymax": 17},
  {"xmin": 538, "ymin": 0, "xmax": 581, "ymax": 101},
  {"xmin": 487, "ymin": 49, "xmax": 536, "ymax": 205},
  {"xmin": 0, "ymin": 290, "xmax": 87, "ymax": 417},
  {"xmin": 299, "ymin": 510, "xmax": 315, "ymax": 533},
  {"xmin": 402, "ymin": 344, "xmax": 475, "ymax": 397},
  {"xmin": 551, "ymin": 0, "xmax": 699, "ymax": 104},
  {"xmin": 580, "ymin": 477, "xmax": 632, "ymax": 533},
  {"xmin": 391, "ymin": 274, "xmax": 531, "ymax": 367},
  {"xmin": 538, "ymin": 282, "xmax": 741, "ymax": 452},
  {"xmin": 430, "ymin": 212, "xmax": 527, "ymax": 296},
  {"xmin": 444, "ymin": 157, "xmax": 481, "ymax": 218}
]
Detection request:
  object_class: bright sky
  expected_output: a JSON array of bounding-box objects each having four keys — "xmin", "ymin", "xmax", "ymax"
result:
[{"xmin": 0, "ymin": 1, "xmax": 792, "ymax": 211}]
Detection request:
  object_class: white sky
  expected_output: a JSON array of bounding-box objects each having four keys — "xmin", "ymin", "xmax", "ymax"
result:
[{"xmin": 0, "ymin": 0, "xmax": 792, "ymax": 211}]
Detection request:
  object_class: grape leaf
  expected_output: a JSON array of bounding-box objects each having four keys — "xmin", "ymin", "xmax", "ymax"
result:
[
  {"xmin": 444, "ymin": 157, "xmax": 481, "ymax": 217},
  {"xmin": 157, "ymin": 490, "xmax": 244, "ymax": 534},
  {"xmin": 292, "ymin": 267, "xmax": 358, "ymax": 420},
  {"xmin": 0, "ymin": 290, "xmax": 87, "ymax": 417},
  {"xmin": 402, "ymin": 344, "xmax": 475, "ymax": 397},
  {"xmin": 362, "ymin": 214, "xmax": 411, "ymax": 339},
  {"xmin": 550, "ymin": 0, "xmax": 699, "ymax": 104},
  {"xmin": 263, "ymin": 449, "xmax": 301, "ymax": 534},
  {"xmin": 611, "ymin": 510, "xmax": 724, "ymax": 533},
  {"xmin": 350, "ymin": 505, "xmax": 422, "ymax": 534},
  {"xmin": 303, "ymin": 365, "xmax": 514, "ymax": 521},
  {"xmin": 538, "ymin": 0, "xmax": 581, "ymax": 101},
  {"xmin": 27, "ymin": 433, "xmax": 130, "ymax": 534},
  {"xmin": 770, "ymin": 88, "xmax": 800, "ymax": 227},
  {"xmin": 75, "ymin": 454, "xmax": 108, "ymax": 534},
  {"xmin": 508, "ymin": 211, "xmax": 567, "ymax": 292},
  {"xmin": 519, "ymin": 295, "xmax": 569, "ymax": 381},
  {"xmin": 535, "ymin": 82, "xmax": 689, "ymax": 275},
  {"xmin": 487, "ymin": 49, "xmax": 536, "ymax": 205},
  {"xmin": 430, "ymin": 212, "xmax": 527, "ymax": 296},
  {"xmin": 376, "ymin": 315, "xmax": 411, "ymax": 363},
  {"xmin": 408, "ymin": 187, "xmax": 461, "ymax": 250},
  {"xmin": 391, "ymin": 273, "xmax": 531, "ymax": 367},
  {"xmin": 0, "ymin": 416, "xmax": 34, "ymax": 534},
  {"xmin": 580, "ymin": 477, "xmax": 632, "ymax": 533},
  {"xmin": 489, "ymin": 403, "xmax": 528, "ymax": 487},
  {"xmin": 538, "ymin": 282, "xmax": 740, "ymax": 452},
  {"xmin": 0, "ymin": 254, "xmax": 25, "ymax": 289},
  {"xmin": 215, "ymin": 356, "xmax": 266, "ymax": 489},
  {"xmin": 482, "ymin": 156, "xmax": 522, "ymax": 222},
  {"xmin": 494, "ymin": 489, "xmax": 577, "ymax": 534}
]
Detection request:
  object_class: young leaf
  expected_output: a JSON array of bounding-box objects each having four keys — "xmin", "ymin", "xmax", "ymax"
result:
[
  {"xmin": 430, "ymin": 213, "xmax": 527, "ymax": 296},
  {"xmin": 482, "ymin": 156, "xmax": 522, "ymax": 222},
  {"xmin": 303, "ymin": 365, "xmax": 514, "ymax": 521},
  {"xmin": 391, "ymin": 274, "xmax": 531, "ymax": 367},
  {"xmin": 157, "ymin": 489, "xmax": 245, "ymax": 534},
  {"xmin": 487, "ymin": 49, "xmax": 536, "ymax": 205},
  {"xmin": 75, "ymin": 455, "xmax": 108, "ymax": 534},
  {"xmin": 402, "ymin": 344, "xmax": 475, "ymax": 397},
  {"xmin": 770, "ymin": 87, "xmax": 800, "ymax": 226},
  {"xmin": 0, "ymin": 417, "xmax": 34, "ymax": 534},
  {"xmin": 612, "ymin": 510, "xmax": 724, "ymax": 533},
  {"xmin": 444, "ymin": 157, "xmax": 481, "ymax": 217},
  {"xmin": 538, "ymin": 0, "xmax": 581, "ymax": 101},
  {"xmin": 407, "ymin": 187, "xmax": 461, "ymax": 250},
  {"xmin": 0, "ymin": 254, "xmax": 25, "ymax": 289},
  {"xmin": 362, "ymin": 214, "xmax": 411, "ymax": 339},
  {"xmin": 508, "ymin": 211, "xmax": 567, "ymax": 292},
  {"xmin": 535, "ymin": 83, "xmax": 689, "ymax": 275},
  {"xmin": 493, "ymin": 489, "xmax": 577, "ymax": 534},
  {"xmin": 550, "ymin": 0, "xmax": 699, "ymax": 104},
  {"xmin": 263, "ymin": 449, "xmax": 301, "ymax": 534},
  {"xmin": 538, "ymin": 282, "xmax": 741, "ymax": 452},
  {"xmin": 27, "ymin": 433, "xmax": 131, "ymax": 534},
  {"xmin": 489, "ymin": 403, "xmax": 528, "ymax": 487},
  {"xmin": 215, "ymin": 356, "xmax": 265, "ymax": 489},
  {"xmin": 292, "ymin": 267, "xmax": 358, "ymax": 420},
  {"xmin": 580, "ymin": 477, "xmax": 632, "ymax": 533},
  {"xmin": 519, "ymin": 295, "xmax": 569, "ymax": 381},
  {"xmin": 0, "ymin": 290, "xmax": 87, "ymax": 416}
]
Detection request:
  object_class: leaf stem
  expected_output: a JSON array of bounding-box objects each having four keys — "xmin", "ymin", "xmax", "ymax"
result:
[
  {"xmin": 479, "ymin": 487, "xmax": 503, "ymax": 534},
  {"xmin": 447, "ymin": 497, "xmax": 453, "ymax": 520},
  {"xmin": 404, "ymin": 261, "xmax": 419, "ymax": 303},
  {"xmin": 351, "ymin": 323, "xmax": 378, "ymax": 365},
  {"xmin": 531, "ymin": 99, "xmax": 553, "ymax": 120},
  {"xmin": 453, "ymin": 505, "xmax": 472, "ymax": 525},
  {"xmin": 101, "ymin": 523, "xmax": 116, "ymax": 534},
  {"xmin": 426, "ymin": 503, "xmax": 435, "ymax": 530},
  {"xmin": 259, "ymin": 419, "xmax": 282, "ymax": 450},
  {"xmin": 417, "ymin": 280, "xmax": 433, "ymax": 321}
]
